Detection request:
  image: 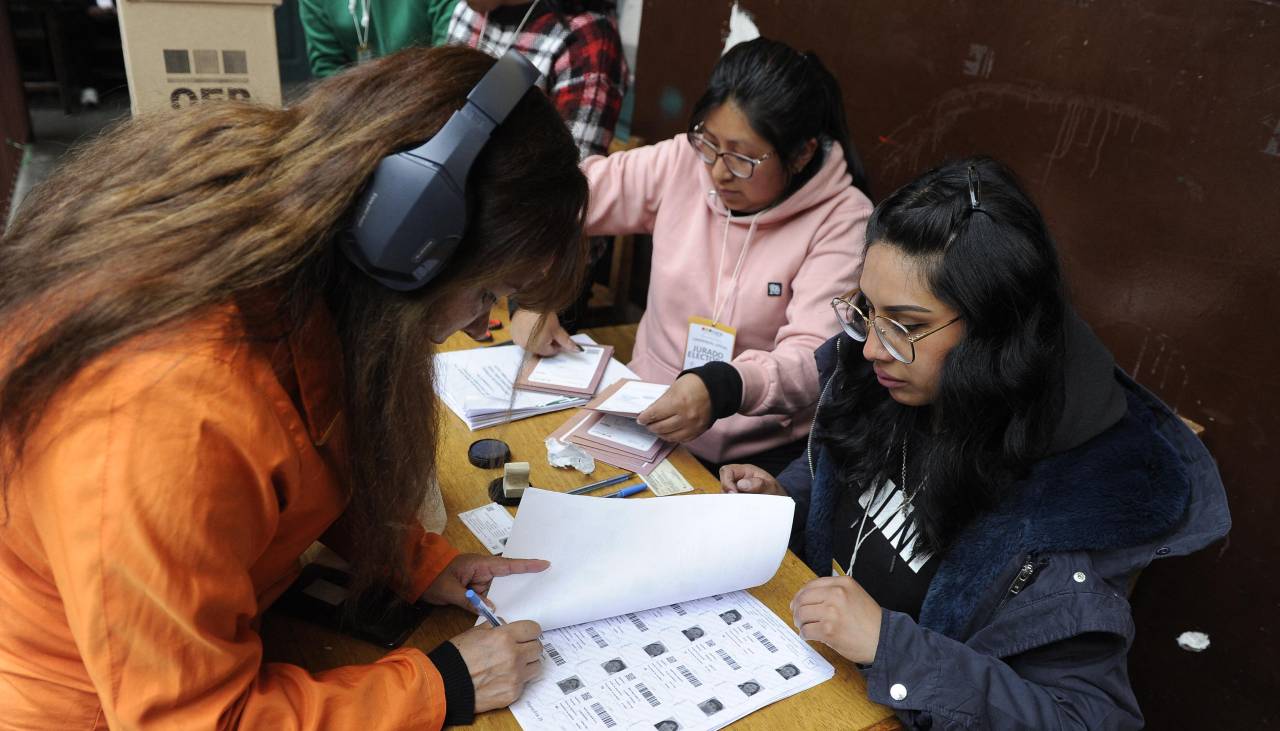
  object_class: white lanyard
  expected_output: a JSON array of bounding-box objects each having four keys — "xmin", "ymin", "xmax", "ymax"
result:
[
  {"xmin": 477, "ymin": 0, "xmax": 541, "ymax": 58},
  {"xmin": 348, "ymin": 0, "xmax": 371, "ymax": 52},
  {"xmin": 710, "ymin": 207, "xmax": 762, "ymax": 325}
]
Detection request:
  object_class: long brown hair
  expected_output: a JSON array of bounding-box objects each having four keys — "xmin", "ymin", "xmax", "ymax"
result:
[{"xmin": 0, "ymin": 46, "xmax": 589, "ymax": 593}]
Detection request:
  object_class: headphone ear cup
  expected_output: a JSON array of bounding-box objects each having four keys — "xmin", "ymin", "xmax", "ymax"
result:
[
  {"xmin": 345, "ymin": 51, "xmax": 540, "ymax": 291},
  {"xmin": 346, "ymin": 152, "xmax": 469, "ymax": 291}
]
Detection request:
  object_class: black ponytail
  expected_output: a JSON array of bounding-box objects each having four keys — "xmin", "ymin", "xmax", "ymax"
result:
[{"xmin": 689, "ymin": 38, "xmax": 870, "ymax": 198}]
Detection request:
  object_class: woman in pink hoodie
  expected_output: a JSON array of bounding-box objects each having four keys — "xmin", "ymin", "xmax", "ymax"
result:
[{"xmin": 514, "ymin": 38, "xmax": 873, "ymax": 472}]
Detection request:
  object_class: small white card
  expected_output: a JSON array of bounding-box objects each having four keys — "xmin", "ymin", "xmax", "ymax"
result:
[
  {"xmin": 526, "ymin": 346, "xmax": 606, "ymax": 389},
  {"xmin": 459, "ymin": 502, "xmax": 516, "ymax": 555},
  {"xmin": 596, "ymin": 380, "xmax": 669, "ymax": 415},
  {"xmin": 641, "ymin": 458, "xmax": 696, "ymax": 496},
  {"xmin": 586, "ymin": 413, "xmax": 660, "ymax": 452}
]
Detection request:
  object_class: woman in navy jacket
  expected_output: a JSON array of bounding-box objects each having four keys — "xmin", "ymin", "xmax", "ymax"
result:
[{"xmin": 719, "ymin": 157, "xmax": 1230, "ymax": 729}]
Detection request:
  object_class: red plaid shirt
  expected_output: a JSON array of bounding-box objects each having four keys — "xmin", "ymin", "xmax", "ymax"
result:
[{"xmin": 446, "ymin": 3, "xmax": 629, "ymax": 159}]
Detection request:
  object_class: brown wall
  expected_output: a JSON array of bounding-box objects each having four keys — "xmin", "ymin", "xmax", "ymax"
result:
[
  {"xmin": 633, "ymin": 0, "xmax": 1277, "ymax": 725},
  {"xmin": 1, "ymin": 4, "xmax": 33, "ymax": 230}
]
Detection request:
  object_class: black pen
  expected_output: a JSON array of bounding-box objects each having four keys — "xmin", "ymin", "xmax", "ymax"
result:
[{"xmin": 566, "ymin": 472, "xmax": 635, "ymax": 495}]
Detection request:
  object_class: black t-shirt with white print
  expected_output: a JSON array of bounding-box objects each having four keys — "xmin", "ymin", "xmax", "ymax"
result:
[{"xmin": 831, "ymin": 459, "xmax": 941, "ymax": 622}]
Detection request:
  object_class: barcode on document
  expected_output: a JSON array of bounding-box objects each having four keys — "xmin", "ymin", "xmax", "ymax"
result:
[
  {"xmin": 585, "ymin": 627, "xmax": 609, "ymax": 648},
  {"xmin": 670, "ymin": 603, "xmax": 687, "ymax": 616},
  {"xmin": 676, "ymin": 664, "xmax": 703, "ymax": 688},
  {"xmin": 636, "ymin": 682, "xmax": 660, "ymax": 707},
  {"xmin": 753, "ymin": 631, "xmax": 779, "ymax": 653},
  {"xmin": 590, "ymin": 702, "xmax": 616, "ymax": 728},
  {"xmin": 715, "ymin": 648, "xmax": 742, "ymax": 670},
  {"xmin": 625, "ymin": 613, "xmax": 649, "ymax": 632},
  {"xmin": 544, "ymin": 643, "xmax": 566, "ymax": 666}
]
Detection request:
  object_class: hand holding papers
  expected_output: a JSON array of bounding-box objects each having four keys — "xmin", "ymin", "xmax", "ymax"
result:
[
  {"xmin": 490, "ymin": 490, "xmax": 835, "ymax": 731},
  {"xmin": 486, "ymin": 489, "xmax": 794, "ymax": 631}
]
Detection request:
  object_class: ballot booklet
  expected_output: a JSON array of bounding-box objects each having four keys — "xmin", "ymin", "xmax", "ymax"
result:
[
  {"xmin": 551, "ymin": 410, "xmax": 676, "ymax": 476},
  {"xmin": 515, "ymin": 344, "xmax": 615, "ymax": 398},
  {"xmin": 489, "ymin": 489, "xmax": 836, "ymax": 731},
  {"xmin": 583, "ymin": 379, "xmax": 669, "ymax": 417},
  {"xmin": 434, "ymin": 335, "xmax": 636, "ymax": 430}
]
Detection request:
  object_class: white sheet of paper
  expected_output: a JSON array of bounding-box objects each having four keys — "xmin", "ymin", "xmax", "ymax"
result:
[
  {"xmin": 510, "ymin": 591, "xmax": 834, "ymax": 731},
  {"xmin": 585, "ymin": 413, "xmax": 660, "ymax": 453},
  {"xmin": 596, "ymin": 381, "xmax": 668, "ymax": 415},
  {"xmin": 458, "ymin": 502, "xmax": 516, "ymax": 555},
  {"xmin": 641, "ymin": 459, "xmax": 695, "ymax": 496},
  {"xmin": 526, "ymin": 346, "xmax": 607, "ymax": 389},
  {"xmin": 487, "ymin": 489, "xmax": 794, "ymax": 631}
]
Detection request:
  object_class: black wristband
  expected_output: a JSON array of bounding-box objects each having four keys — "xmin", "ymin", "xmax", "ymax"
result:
[
  {"xmin": 680, "ymin": 361, "xmax": 744, "ymax": 421},
  {"xmin": 427, "ymin": 641, "xmax": 476, "ymax": 726}
]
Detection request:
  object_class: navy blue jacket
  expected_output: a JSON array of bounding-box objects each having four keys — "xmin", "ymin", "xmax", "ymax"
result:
[{"xmin": 775, "ymin": 333, "xmax": 1231, "ymax": 729}]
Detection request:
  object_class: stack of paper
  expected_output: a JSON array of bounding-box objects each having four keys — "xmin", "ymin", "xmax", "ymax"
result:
[
  {"xmin": 512, "ymin": 591, "xmax": 834, "ymax": 731},
  {"xmin": 488, "ymin": 489, "xmax": 834, "ymax": 731},
  {"xmin": 550, "ymin": 409, "xmax": 676, "ymax": 476},
  {"xmin": 434, "ymin": 335, "xmax": 636, "ymax": 430},
  {"xmin": 515, "ymin": 344, "xmax": 614, "ymax": 398}
]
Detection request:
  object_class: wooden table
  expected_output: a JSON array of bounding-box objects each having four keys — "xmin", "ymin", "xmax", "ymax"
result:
[{"xmin": 261, "ymin": 308, "xmax": 898, "ymax": 731}]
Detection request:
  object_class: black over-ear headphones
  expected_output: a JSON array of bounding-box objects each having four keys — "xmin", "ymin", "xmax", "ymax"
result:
[{"xmin": 343, "ymin": 50, "xmax": 542, "ymax": 291}]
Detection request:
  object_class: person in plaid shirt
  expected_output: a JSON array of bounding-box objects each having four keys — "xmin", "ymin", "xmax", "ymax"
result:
[{"xmin": 447, "ymin": 0, "xmax": 629, "ymax": 159}]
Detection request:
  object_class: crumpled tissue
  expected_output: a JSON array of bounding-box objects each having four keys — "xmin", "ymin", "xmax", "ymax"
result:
[{"xmin": 545, "ymin": 437, "xmax": 595, "ymax": 475}]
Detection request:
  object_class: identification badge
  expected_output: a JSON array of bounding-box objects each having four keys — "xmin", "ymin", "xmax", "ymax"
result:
[
  {"xmin": 682, "ymin": 316, "xmax": 737, "ymax": 370},
  {"xmin": 640, "ymin": 459, "xmax": 695, "ymax": 496},
  {"xmin": 357, "ymin": 45, "xmax": 374, "ymax": 64}
]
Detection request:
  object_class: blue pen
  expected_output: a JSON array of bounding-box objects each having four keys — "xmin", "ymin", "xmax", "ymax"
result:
[
  {"xmin": 604, "ymin": 483, "xmax": 649, "ymax": 499},
  {"xmin": 465, "ymin": 588, "xmax": 504, "ymax": 627}
]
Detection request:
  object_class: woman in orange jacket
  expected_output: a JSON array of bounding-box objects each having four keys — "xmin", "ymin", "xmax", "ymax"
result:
[{"xmin": 0, "ymin": 47, "xmax": 588, "ymax": 729}]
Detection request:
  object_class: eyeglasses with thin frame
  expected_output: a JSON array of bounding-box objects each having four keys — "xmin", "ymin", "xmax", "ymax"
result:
[
  {"xmin": 686, "ymin": 126, "xmax": 772, "ymax": 180},
  {"xmin": 830, "ymin": 292, "xmax": 961, "ymax": 364}
]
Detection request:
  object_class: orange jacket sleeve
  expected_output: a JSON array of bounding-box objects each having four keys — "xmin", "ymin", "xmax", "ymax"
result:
[
  {"xmin": 319, "ymin": 507, "xmax": 460, "ymax": 604},
  {"xmin": 26, "ymin": 353, "xmax": 449, "ymax": 730}
]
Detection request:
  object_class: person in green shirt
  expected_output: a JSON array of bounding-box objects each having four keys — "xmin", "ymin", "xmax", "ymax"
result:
[{"xmin": 300, "ymin": 0, "xmax": 459, "ymax": 78}]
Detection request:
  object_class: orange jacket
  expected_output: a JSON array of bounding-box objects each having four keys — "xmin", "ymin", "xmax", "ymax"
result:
[{"xmin": 0, "ymin": 301, "xmax": 459, "ymax": 730}]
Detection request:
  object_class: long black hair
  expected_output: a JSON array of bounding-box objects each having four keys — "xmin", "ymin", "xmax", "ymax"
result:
[
  {"xmin": 815, "ymin": 157, "xmax": 1067, "ymax": 554},
  {"xmin": 688, "ymin": 37, "xmax": 870, "ymax": 198}
]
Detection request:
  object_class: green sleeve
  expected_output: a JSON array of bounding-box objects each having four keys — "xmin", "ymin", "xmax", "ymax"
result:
[
  {"xmin": 426, "ymin": 0, "xmax": 459, "ymax": 46},
  {"xmin": 299, "ymin": 0, "xmax": 352, "ymax": 78}
]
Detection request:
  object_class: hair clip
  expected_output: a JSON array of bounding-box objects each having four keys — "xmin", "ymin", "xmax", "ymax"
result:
[{"xmin": 966, "ymin": 165, "xmax": 983, "ymax": 211}]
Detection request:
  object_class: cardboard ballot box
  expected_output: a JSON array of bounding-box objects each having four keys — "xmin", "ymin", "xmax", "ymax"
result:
[{"xmin": 117, "ymin": 0, "xmax": 283, "ymax": 115}]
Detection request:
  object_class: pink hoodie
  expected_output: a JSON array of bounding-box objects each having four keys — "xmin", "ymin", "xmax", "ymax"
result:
[{"xmin": 582, "ymin": 135, "xmax": 871, "ymax": 463}]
